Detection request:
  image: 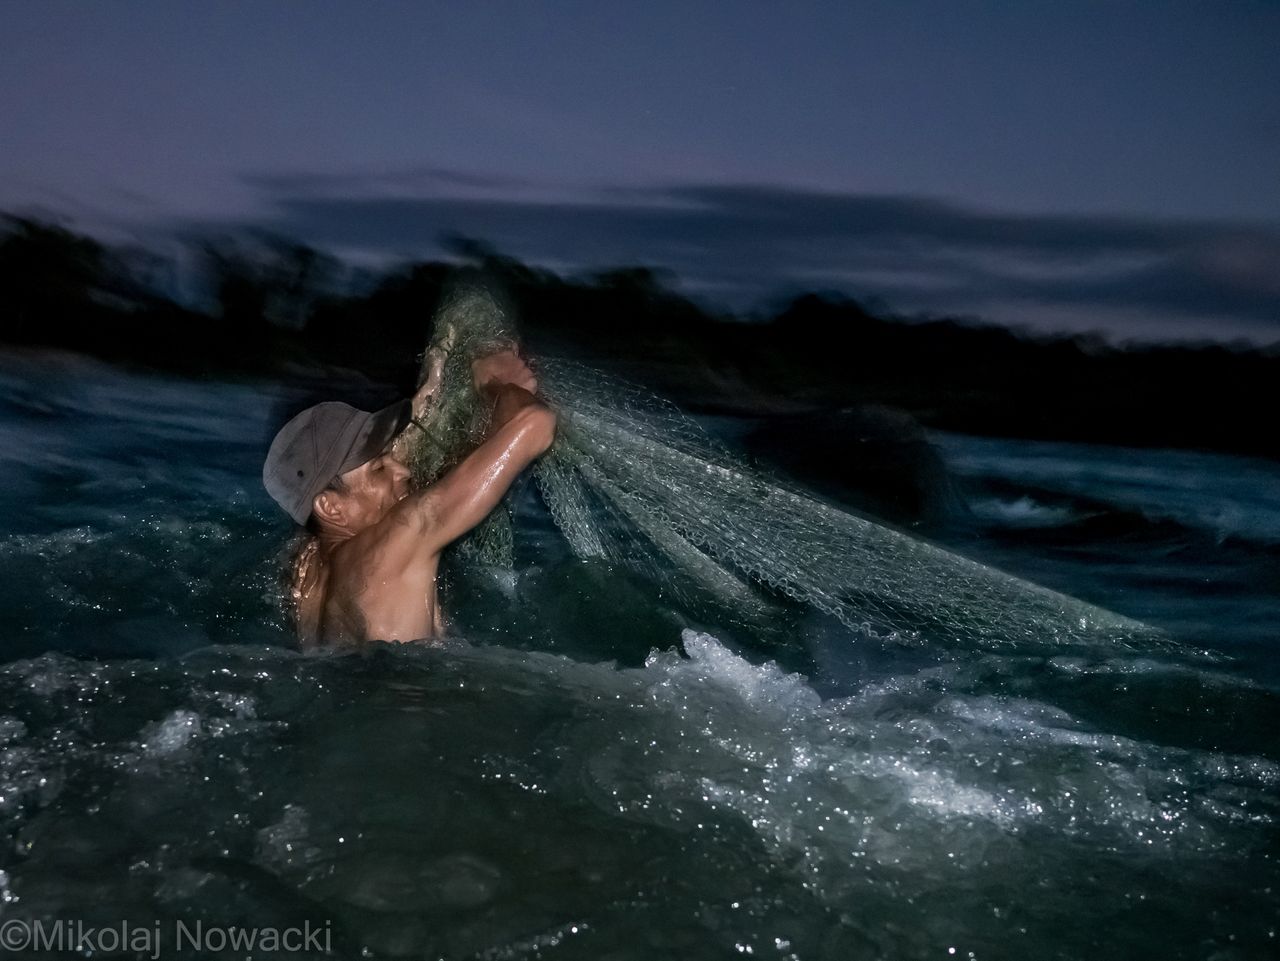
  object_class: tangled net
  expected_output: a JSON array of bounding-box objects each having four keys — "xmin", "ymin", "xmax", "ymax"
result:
[{"xmin": 404, "ymin": 285, "xmax": 1166, "ymax": 652}]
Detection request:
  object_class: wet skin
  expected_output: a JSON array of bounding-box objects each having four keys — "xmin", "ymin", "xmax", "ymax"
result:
[{"xmin": 294, "ymin": 350, "xmax": 554, "ymax": 648}]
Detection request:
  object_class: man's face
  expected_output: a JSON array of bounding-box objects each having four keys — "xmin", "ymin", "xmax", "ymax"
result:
[{"xmin": 332, "ymin": 452, "xmax": 411, "ymax": 531}]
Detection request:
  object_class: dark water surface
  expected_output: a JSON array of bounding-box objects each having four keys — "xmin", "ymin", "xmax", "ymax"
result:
[{"xmin": 1, "ymin": 350, "xmax": 1277, "ymax": 959}]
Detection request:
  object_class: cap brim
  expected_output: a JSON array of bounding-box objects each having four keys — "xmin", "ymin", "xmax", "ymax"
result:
[{"xmin": 337, "ymin": 399, "xmax": 411, "ymax": 475}]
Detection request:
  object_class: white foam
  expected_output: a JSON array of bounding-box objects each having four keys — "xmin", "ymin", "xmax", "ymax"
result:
[
  {"xmin": 141, "ymin": 709, "xmax": 201, "ymax": 755},
  {"xmin": 665, "ymin": 629, "xmax": 822, "ymax": 719},
  {"xmin": 623, "ymin": 631, "xmax": 1280, "ymax": 901},
  {"xmin": 969, "ymin": 495, "xmax": 1080, "ymax": 528},
  {"xmin": 254, "ymin": 804, "xmax": 324, "ymax": 874}
]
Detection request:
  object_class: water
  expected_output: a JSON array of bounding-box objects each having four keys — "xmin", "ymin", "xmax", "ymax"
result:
[{"xmin": 1, "ymin": 349, "xmax": 1277, "ymax": 959}]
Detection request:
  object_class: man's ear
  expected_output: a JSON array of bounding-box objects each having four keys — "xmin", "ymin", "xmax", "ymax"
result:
[{"xmin": 313, "ymin": 489, "xmax": 344, "ymax": 527}]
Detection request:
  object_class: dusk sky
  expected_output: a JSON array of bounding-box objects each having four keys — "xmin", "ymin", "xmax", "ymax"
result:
[{"xmin": 3, "ymin": 1, "xmax": 1278, "ymax": 342}]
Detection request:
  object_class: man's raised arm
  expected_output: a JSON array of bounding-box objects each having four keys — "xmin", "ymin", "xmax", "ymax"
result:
[{"xmin": 409, "ymin": 350, "xmax": 555, "ymax": 553}]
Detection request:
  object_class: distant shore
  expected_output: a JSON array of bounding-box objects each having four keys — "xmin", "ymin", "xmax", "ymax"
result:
[{"xmin": 4, "ymin": 215, "xmax": 1278, "ymax": 461}]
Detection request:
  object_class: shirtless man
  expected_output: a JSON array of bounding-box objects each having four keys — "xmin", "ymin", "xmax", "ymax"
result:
[{"xmin": 262, "ymin": 348, "xmax": 554, "ymax": 647}]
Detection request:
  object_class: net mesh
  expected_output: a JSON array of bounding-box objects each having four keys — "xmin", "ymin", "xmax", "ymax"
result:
[{"xmin": 404, "ymin": 285, "xmax": 1167, "ymax": 652}]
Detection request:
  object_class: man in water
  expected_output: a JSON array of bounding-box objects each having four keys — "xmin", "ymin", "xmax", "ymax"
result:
[{"xmin": 262, "ymin": 347, "xmax": 554, "ymax": 647}]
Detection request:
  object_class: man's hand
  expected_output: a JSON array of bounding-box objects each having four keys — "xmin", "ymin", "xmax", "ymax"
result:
[{"xmin": 472, "ymin": 349, "xmax": 538, "ymax": 396}]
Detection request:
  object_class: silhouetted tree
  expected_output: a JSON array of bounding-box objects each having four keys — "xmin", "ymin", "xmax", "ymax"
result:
[
  {"xmin": 0, "ymin": 216, "xmax": 108, "ymax": 343},
  {"xmin": 2, "ymin": 213, "xmax": 1278, "ymax": 458}
]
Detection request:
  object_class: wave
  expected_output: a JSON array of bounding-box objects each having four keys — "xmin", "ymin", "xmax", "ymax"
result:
[
  {"xmin": 938, "ymin": 432, "xmax": 1280, "ymax": 547},
  {"xmin": 0, "ymin": 633, "xmax": 1275, "ymax": 958},
  {"xmin": 966, "ymin": 494, "xmax": 1084, "ymax": 528}
]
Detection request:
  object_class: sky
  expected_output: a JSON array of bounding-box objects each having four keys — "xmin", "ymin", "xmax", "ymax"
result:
[{"xmin": 2, "ymin": 1, "xmax": 1278, "ymax": 343}]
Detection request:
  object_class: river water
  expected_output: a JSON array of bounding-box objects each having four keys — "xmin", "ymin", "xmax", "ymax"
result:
[{"xmin": 0, "ymin": 349, "xmax": 1277, "ymax": 959}]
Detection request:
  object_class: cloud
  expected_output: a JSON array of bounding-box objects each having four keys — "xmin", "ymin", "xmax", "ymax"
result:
[
  {"xmin": 225, "ymin": 174, "xmax": 1280, "ymax": 343},
  {"xmin": 242, "ymin": 165, "xmax": 531, "ymax": 198}
]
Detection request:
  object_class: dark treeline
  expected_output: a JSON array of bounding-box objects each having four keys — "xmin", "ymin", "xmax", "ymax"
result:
[{"xmin": 3, "ymin": 214, "xmax": 1278, "ymax": 460}]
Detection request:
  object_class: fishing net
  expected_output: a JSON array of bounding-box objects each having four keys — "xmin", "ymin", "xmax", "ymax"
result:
[{"xmin": 403, "ymin": 284, "xmax": 1165, "ymax": 652}]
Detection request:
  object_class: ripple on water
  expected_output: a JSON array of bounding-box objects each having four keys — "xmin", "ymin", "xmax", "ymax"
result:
[{"xmin": 0, "ymin": 635, "xmax": 1274, "ymax": 958}]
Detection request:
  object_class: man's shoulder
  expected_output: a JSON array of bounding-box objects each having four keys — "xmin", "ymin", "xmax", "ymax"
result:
[
  {"xmin": 330, "ymin": 510, "xmax": 441, "ymax": 588},
  {"xmin": 320, "ymin": 523, "xmax": 441, "ymax": 645}
]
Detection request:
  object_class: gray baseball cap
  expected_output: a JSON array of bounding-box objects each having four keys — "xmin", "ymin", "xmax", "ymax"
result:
[{"xmin": 263, "ymin": 399, "xmax": 411, "ymax": 524}]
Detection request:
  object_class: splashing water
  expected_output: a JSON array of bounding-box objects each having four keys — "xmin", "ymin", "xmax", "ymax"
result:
[{"xmin": 0, "ymin": 632, "xmax": 1274, "ymax": 959}]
